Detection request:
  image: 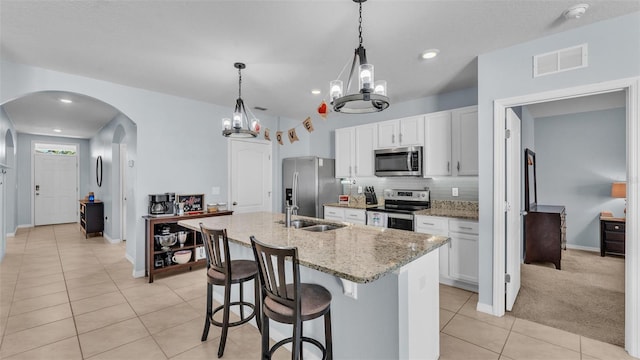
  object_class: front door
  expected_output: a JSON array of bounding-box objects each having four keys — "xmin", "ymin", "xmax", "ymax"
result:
[
  {"xmin": 229, "ymin": 139, "xmax": 272, "ymax": 214},
  {"xmin": 34, "ymin": 152, "xmax": 78, "ymax": 225},
  {"xmin": 506, "ymin": 108, "xmax": 522, "ymax": 311}
]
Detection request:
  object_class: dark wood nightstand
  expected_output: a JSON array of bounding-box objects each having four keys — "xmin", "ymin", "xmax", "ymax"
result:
[{"xmin": 600, "ymin": 216, "xmax": 625, "ymax": 257}]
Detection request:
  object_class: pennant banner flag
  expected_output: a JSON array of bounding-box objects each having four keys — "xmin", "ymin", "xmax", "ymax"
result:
[
  {"xmin": 302, "ymin": 117, "xmax": 314, "ymax": 133},
  {"xmin": 264, "ymin": 128, "xmax": 271, "ymax": 141},
  {"xmin": 288, "ymin": 128, "xmax": 299, "ymax": 143},
  {"xmin": 276, "ymin": 131, "xmax": 284, "ymax": 145},
  {"xmin": 317, "ymin": 100, "xmax": 328, "ymax": 119}
]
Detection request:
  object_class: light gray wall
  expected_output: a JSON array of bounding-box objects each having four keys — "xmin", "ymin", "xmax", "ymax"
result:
[
  {"xmin": 0, "ymin": 107, "xmax": 17, "ymax": 261},
  {"xmin": 89, "ymin": 113, "xmax": 137, "ymax": 247},
  {"xmin": 535, "ymin": 107, "xmax": 626, "ymax": 249},
  {"xmin": 15, "ymin": 133, "xmax": 91, "ymax": 226},
  {"xmin": 477, "ymin": 12, "xmax": 640, "ymax": 307}
]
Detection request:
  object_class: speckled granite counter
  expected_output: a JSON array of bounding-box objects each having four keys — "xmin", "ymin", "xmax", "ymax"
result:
[
  {"xmin": 415, "ymin": 200, "xmax": 479, "ymax": 220},
  {"xmin": 178, "ymin": 211, "xmax": 444, "ymax": 359},
  {"xmin": 178, "ymin": 211, "xmax": 449, "ymax": 283}
]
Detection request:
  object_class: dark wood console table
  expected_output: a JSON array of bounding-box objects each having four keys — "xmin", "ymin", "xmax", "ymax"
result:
[
  {"xmin": 524, "ymin": 204, "xmax": 566, "ymax": 270},
  {"xmin": 600, "ymin": 216, "xmax": 625, "ymax": 257},
  {"xmin": 144, "ymin": 211, "xmax": 232, "ymax": 282}
]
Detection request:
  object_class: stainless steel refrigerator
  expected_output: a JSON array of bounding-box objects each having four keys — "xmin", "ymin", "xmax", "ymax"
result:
[{"xmin": 283, "ymin": 156, "xmax": 341, "ymax": 218}]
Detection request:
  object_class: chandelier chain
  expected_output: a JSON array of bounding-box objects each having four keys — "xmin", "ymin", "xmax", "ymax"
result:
[
  {"xmin": 358, "ymin": 1, "xmax": 363, "ymax": 46},
  {"xmin": 238, "ymin": 67, "xmax": 242, "ymax": 99}
]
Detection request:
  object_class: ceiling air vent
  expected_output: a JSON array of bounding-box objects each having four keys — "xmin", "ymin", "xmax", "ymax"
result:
[{"xmin": 533, "ymin": 44, "xmax": 588, "ymax": 77}]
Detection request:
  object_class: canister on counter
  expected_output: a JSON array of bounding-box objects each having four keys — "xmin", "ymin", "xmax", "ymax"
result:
[
  {"xmin": 207, "ymin": 203, "xmax": 218, "ymax": 213},
  {"xmin": 217, "ymin": 202, "xmax": 227, "ymax": 211}
]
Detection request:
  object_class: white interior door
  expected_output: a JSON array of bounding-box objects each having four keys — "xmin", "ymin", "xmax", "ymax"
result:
[
  {"xmin": 229, "ymin": 139, "xmax": 272, "ymax": 214},
  {"xmin": 34, "ymin": 153, "xmax": 78, "ymax": 225},
  {"xmin": 506, "ymin": 108, "xmax": 522, "ymax": 311}
]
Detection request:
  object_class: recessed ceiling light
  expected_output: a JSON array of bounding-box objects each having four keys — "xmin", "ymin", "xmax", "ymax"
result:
[
  {"xmin": 59, "ymin": 98, "xmax": 72, "ymax": 104},
  {"xmin": 311, "ymin": 89, "xmax": 321, "ymax": 95},
  {"xmin": 53, "ymin": 129, "xmax": 62, "ymax": 133},
  {"xmin": 421, "ymin": 49, "xmax": 440, "ymax": 60},
  {"xmin": 563, "ymin": 4, "xmax": 589, "ymax": 19}
]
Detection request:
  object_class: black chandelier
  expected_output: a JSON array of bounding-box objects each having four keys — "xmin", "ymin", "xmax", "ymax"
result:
[
  {"xmin": 222, "ymin": 62, "xmax": 260, "ymax": 138},
  {"xmin": 329, "ymin": 0, "xmax": 389, "ymax": 114}
]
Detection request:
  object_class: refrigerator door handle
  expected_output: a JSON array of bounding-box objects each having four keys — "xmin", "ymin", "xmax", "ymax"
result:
[{"xmin": 292, "ymin": 171, "xmax": 299, "ymax": 214}]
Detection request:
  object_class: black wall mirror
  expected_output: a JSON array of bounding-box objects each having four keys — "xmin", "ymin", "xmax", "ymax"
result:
[
  {"xmin": 524, "ymin": 148, "xmax": 536, "ymax": 211},
  {"xmin": 96, "ymin": 155, "xmax": 103, "ymax": 187}
]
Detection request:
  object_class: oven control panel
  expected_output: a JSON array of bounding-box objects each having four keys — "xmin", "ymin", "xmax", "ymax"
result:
[{"xmin": 385, "ymin": 189, "xmax": 430, "ymax": 201}]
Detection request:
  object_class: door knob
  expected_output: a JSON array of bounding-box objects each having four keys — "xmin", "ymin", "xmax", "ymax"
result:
[{"xmin": 232, "ymin": 201, "xmax": 238, "ymax": 206}]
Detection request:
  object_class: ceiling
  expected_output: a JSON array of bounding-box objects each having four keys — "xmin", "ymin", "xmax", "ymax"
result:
[{"xmin": 1, "ymin": 1, "xmax": 638, "ymax": 138}]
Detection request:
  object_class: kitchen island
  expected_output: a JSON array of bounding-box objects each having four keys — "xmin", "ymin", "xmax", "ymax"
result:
[{"xmin": 179, "ymin": 211, "xmax": 449, "ymax": 359}]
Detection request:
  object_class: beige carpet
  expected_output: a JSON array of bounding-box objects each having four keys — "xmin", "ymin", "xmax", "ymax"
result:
[{"xmin": 510, "ymin": 249, "xmax": 625, "ymax": 346}]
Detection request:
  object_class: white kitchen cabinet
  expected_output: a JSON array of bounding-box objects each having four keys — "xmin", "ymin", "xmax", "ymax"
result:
[
  {"xmin": 335, "ymin": 127, "xmax": 354, "ymax": 178},
  {"xmin": 423, "ymin": 111, "xmax": 452, "ymax": 176},
  {"xmin": 376, "ymin": 115, "xmax": 424, "ymax": 149},
  {"xmin": 448, "ymin": 219, "xmax": 479, "ymax": 285},
  {"xmin": 324, "ymin": 206, "xmax": 366, "ymax": 225},
  {"xmin": 415, "ymin": 215, "xmax": 478, "ymax": 291},
  {"xmin": 451, "ymin": 106, "xmax": 478, "ymax": 176},
  {"xmin": 423, "ymin": 106, "xmax": 478, "ymax": 177},
  {"xmin": 334, "ymin": 124, "xmax": 376, "ymax": 178}
]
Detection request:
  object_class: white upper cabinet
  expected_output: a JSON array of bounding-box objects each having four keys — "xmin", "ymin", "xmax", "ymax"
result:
[
  {"xmin": 354, "ymin": 124, "xmax": 376, "ymax": 177},
  {"xmin": 423, "ymin": 111, "xmax": 452, "ymax": 176},
  {"xmin": 335, "ymin": 127, "xmax": 355, "ymax": 178},
  {"xmin": 335, "ymin": 124, "xmax": 376, "ymax": 178},
  {"xmin": 376, "ymin": 115, "xmax": 424, "ymax": 149},
  {"xmin": 423, "ymin": 106, "xmax": 478, "ymax": 177},
  {"xmin": 451, "ymin": 106, "xmax": 478, "ymax": 176}
]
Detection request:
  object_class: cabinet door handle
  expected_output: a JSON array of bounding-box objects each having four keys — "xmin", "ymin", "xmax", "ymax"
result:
[
  {"xmin": 399, "ymin": 133, "xmax": 403, "ymax": 143},
  {"xmin": 422, "ymin": 222, "xmax": 435, "ymax": 226},
  {"xmin": 447, "ymin": 161, "xmax": 450, "ymax": 173},
  {"xmin": 457, "ymin": 161, "xmax": 460, "ymax": 171},
  {"xmin": 392, "ymin": 134, "xmax": 395, "ymax": 144},
  {"xmin": 459, "ymin": 226, "xmax": 473, "ymax": 230}
]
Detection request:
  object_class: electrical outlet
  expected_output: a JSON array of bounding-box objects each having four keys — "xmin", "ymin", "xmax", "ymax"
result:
[
  {"xmin": 358, "ymin": 186, "xmax": 363, "ymax": 194},
  {"xmin": 452, "ymin": 187, "xmax": 459, "ymax": 197}
]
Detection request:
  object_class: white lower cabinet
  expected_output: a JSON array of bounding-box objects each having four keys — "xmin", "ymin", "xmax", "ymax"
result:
[
  {"xmin": 415, "ymin": 215, "xmax": 478, "ymax": 291},
  {"xmin": 323, "ymin": 206, "xmax": 366, "ymax": 225}
]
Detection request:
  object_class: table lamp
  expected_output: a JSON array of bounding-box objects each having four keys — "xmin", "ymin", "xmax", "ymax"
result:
[{"xmin": 611, "ymin": 182, "xmax": 627, "ymax": 216}]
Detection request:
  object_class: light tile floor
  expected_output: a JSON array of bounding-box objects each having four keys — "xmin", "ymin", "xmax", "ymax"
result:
[{"xmin": 0, "ymin": 224, "xmax": 637, "ymax": 359}]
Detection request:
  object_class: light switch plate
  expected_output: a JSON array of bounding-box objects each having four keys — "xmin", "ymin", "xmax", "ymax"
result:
[{"xmin": 452, "ymin": 187, "xmax": 459, "ymax": 197}]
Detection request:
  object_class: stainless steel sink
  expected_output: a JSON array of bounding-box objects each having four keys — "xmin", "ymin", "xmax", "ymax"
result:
[
  {"xmin": 276, "ymin": 219, "xmax": 345, "ymax": 231},
  {"xmin": 302, "ymin": 224, "xmax": 344, "ymax": 232}
]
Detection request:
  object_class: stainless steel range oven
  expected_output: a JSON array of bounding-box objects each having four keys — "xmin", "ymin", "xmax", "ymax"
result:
[{"xmin": 366, "ymin": 189, "xmax": 430, "ymax": 231}]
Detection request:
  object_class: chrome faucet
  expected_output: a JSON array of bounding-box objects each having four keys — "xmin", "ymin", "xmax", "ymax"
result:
[{"xmin": 285, "ymin": 202, "xmax": 299, "ymax": 227}]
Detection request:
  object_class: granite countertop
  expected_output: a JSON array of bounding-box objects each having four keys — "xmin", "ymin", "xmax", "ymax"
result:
[
  {"xmin": 415, "ymin": 200, "xmax": 479, "ymax": 220},
  {"xmin": 178, "ymin": 212, "xmax": 449, "ymax": 284},
  {"xmin": 324, "ymin": 202, "xmax": 380, "ymax": 209}
]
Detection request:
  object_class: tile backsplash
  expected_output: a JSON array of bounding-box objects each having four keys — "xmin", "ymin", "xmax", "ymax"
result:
[{"xmin": 342, "ymin": 176, "xmax": 478, "ymax": 202}]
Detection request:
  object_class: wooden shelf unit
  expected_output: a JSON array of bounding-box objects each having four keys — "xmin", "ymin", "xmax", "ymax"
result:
[
  {"xmin": 144, "ymin": 211, "xmax": 232, "ymax": 283},
  {"xmin": 79, "ymin": 200, "xmax": 104, "ymax": 238}
]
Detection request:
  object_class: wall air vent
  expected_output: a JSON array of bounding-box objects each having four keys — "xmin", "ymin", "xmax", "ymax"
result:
[{"xmin": 533, "ymin": 44, "xmax": 588, "ymax": 77}]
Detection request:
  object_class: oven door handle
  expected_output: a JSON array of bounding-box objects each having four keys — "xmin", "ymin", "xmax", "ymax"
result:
[{"xmin": 386, "ymin": 213, "xmax": 414, "ymax": 221}]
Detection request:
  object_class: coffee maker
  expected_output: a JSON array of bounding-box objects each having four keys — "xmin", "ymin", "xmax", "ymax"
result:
[{"xmin": 148, "ymin": 193, "xmax": 176, "ymax": 215}]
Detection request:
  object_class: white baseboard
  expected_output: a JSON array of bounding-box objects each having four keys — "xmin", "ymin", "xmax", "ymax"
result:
[
  {"xmin": 565, "ymin": 244, "xmax": 599, "ymax": 252},
  {"xmin": 103, "ymin": 232, "xmax": 120, "ymax": 244},
  {"xmin": 476, "ymin": 301, "xmax": 494, "ymax": 316},
  {"xmin": 17, "ymin": 224, "xmax": 33, "ymax": 229}
]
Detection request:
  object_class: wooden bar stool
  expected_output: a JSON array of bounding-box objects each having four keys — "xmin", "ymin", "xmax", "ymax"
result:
[
  {"xmin": 250, "ymin": 236, "xmax": 332, "ymax": 360},
  {"xmin": 200, "ymin": 224, "xmax": 261, "ymax": 358}
]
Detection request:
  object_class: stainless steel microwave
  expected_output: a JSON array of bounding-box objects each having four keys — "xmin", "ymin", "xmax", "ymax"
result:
[{"xmin": 374, "ymin": 146, "xmax": 423, "ymax": 177}]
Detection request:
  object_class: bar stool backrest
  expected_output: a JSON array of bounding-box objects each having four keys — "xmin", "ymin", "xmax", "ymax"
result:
[
  {"xmin": 199, "ymin": 224, "xmax": 231, "ymax": 278},
  {"xmin": 250, "ymin": 236, "xmax": 301, "ymax": 314}
]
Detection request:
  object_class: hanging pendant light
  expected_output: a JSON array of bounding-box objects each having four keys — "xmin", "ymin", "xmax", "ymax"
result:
[
  {"xmin": 222, "ymin": 62, "xmax": 260, "ymax": 138},
  {"xmin": 330, "ymin": 0, "xmax": 389, "ymax": 114}
]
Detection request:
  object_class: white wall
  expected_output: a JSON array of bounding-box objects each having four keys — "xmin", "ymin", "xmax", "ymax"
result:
[
  {"xmin": 0, "ymin": 107, "xmax": 17, "ymax": 260},
  {"xmin": 477, "ymin": 12, "xmax": 640, "ymax": 307},
  {"xmin": 535, "ymin": 107, "xmax": 626, "ymax": 249}
]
